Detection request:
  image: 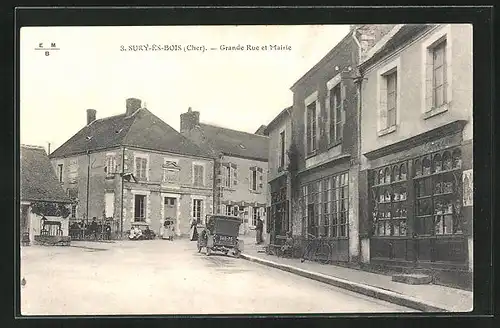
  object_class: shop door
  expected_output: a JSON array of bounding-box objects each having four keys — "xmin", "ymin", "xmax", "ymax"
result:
[{"xmin": 307, "ymin": 204, "xmax": 315, "ymax": 236}]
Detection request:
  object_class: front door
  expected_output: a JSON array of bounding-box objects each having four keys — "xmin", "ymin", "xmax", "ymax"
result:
[
  {"xmin": 21, "ymin": 205, "xmax": 30, "ymax": 238},
  {"xmin": 164, "ymin": 197, "xmax": 176, "ymax": 219}
]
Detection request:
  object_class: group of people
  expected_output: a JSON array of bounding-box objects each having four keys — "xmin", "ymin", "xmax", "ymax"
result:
[{"xmin": 69, "ymin": 218, "xmax": 112, "ymax": 240}]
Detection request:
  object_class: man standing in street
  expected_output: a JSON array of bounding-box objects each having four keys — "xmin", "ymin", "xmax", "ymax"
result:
[{"xmin": 255, "ymin": 217, "xmax": 264, "ymax": 245}]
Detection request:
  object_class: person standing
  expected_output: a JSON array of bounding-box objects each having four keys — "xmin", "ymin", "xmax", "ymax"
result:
[
  {"xmin": 90, "ymin": 218, "xmax": 98, "ymax": 240},
  {"xmin": 255, "ymin": 218, "xmax": 264, "ymax": 245},
  {"xmin": 190, "ymin": 218, "xmax": 199, "ymax": 241}
]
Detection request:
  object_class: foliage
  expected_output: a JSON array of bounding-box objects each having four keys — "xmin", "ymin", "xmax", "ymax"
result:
[
  {"xmin": 286, "ymin": 141, "xmax": 300, "ymax": 198},
  {"xmin": 31, "ymin": 201, "xmax": 71, "ymax": 219}
]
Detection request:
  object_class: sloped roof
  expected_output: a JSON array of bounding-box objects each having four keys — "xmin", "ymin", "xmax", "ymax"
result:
[
  {"xmin": 263, "ymin": 106, "xmax": 292, "ymax": 135},
  {"xmin": 254, "ymin": 125, "xmax": 267, "ymax": 135},
  {"xmin": 198, "ymin": 123, "xmax": 269, "ymax": 162},
  {"xmin": 49, "ymin": 108, "xmax": 213, "ymax": 159},
  {"xmin": 21, "ymin": 145, "xmax": 72, "ymax": 203},
  {"xmin": 360, "ymin": 24, "xmax": 435, "ymax": 70}
]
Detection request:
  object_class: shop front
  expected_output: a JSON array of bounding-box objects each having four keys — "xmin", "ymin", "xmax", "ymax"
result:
[
  {"xmin": 268, "ymin": 174, "xmax": 289, "ymax": 244},
  {"xmin": 364, "ymin": 120, "xmax": 472, "ymax": 274},
  {"xmin": 297, "ymin": 157, "xmax": 353, "ymax": 262}
]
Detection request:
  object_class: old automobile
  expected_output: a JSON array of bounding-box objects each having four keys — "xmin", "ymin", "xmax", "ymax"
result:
[{"xmin": 197, "ymin": 214, "xmax": 244, "ymax": 257}]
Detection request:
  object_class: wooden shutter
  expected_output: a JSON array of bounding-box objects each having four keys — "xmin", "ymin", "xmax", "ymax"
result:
[
  {"xmin": 249, "ymin": 168, "xmax": 253, "ymax": 191},
  {"xmin": 325, "ymin": 93, "xmax": 331, "ymax": 143},
  {"xmin": 425, "ymin": 50, "xmax": 434, "ymax": 111},
  {"xmin": 257, "ymin": 167, "xmax": 264, "ymax": 190},
  {"xmin": 232, "ymin": 163, "xmax": 238, "ymax": 186},
  {"xmin": 379, "ymin": 76, "xmax": 388, "ymax": 131}
]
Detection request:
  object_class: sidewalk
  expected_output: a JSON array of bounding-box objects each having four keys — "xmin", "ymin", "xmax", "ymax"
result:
[{"xmin": 239, "ymin": 237, "xmax": 472, "ymax": 312}]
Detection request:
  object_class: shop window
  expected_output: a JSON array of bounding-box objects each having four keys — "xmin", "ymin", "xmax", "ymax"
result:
[
  {"xmin": 414, "ymin": 147, "xmax": 462, "ymax": 236},
  {"xmin": 371, "ymin": 162, "xmax": 408, "ymax": 237},
  {"xmin": 300, "ymin": 172, "xmax": 348, "ymax": 238}
]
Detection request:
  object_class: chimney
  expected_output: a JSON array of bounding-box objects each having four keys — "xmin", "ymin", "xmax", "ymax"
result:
[
  {"xmin": 180, "ymin": 107, "xmax": 200, "ymax": 133},
  {"xmin": 126, "ymin": 98, "xmax": 142, "ymax": 116},
  {"xmin": 86, "ymin": 109, "xmax": 97, "ymax": 125},
  {"xmin": 357, "ymin": 25, "xmax": 397, "ymax": 53}
]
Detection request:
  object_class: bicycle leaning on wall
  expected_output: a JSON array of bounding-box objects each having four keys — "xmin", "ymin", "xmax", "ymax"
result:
[{"xmin": 300, "ymin": 233, "xmax": 332, "ymax": 264}]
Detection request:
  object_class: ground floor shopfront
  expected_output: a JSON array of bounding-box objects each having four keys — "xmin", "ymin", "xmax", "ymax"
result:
[
  {"xmin": 360, "ymin": 121, "xmax": 473, "ymax": 287},
  {"xmin": 267, "ymin": 173, "xmax": 290, "ymax": 244},
  {"xmin": 292, "ymin": 157, "xmax": 360, "ymax": 263}
]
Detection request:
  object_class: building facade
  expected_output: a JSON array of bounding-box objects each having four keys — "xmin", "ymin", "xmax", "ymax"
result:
[
  {"xmin": 287, "ymin": 26, "xmax": 394, "ymax": 262},
  {"xmin": 358, "ymin": 24, "xmax": 473, "ymax": 285},
  {"xmin": 263, "ymin": 107, "xmax": 292, "ymax": 244},
  {"xmin": 49, "ymin": 98, "xmax": 215, "ymax": 238},
  {"xmin": 180, "ymin": 108, "xmax": 269, "ymax": 235},
  {"xmin": 21, "ymin": 145, "xmax": 73, "ymax": 243}
]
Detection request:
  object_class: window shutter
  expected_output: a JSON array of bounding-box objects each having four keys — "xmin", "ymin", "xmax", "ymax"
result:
[
  {"xmin": 325, "ymin": 95, "xmax": 331, "ymax": 143},
  {"xmin": 135, "ymin": 158, "xmax": 140, "ymax": 178},
  {"xmin": 445, "ymin": 44, "xmax": 451, "ymax": 104},
  {"xmin": 232, "ymin": 164, "xmax": 238, "ymax": 186},
  {"xmin": 379, "ymin": 77, "xmax": 388, "ymax": 130},
  {"xmin": 142, "ymin": 158, "xmax": 147, "ymax": 180},
  {"xmin": 425, "ymin": 51, "xmax": 434, "ymax": 111},
  {"xmin": 249, "ymin": 168, "xmax": 253, "ymax": 191}
]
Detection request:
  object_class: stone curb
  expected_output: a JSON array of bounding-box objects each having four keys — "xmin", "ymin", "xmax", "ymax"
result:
[{"xmin": 241, "ymin": 253, "xmax": 449, "ymax": 313}]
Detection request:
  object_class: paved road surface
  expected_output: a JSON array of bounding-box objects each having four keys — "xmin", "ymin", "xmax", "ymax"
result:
[{"xmin": 20, "ymin": 239, "xmax": 416, "ymax": 315}]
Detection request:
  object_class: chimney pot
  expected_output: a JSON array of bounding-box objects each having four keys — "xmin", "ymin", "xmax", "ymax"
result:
[
  {"xmin": 126, "ymin": 98, "xmax": 142, "ymax": 116},
  {"xmin": 86, "ymin": 109, "xmax": 97, "ymax": 125}
]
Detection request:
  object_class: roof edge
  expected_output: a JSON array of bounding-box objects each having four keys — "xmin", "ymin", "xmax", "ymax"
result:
[
  {"xmin": 290, "ymin": 29, "xmax": 354, "ymax": 91},
  {"xmin": 199, "ymin": 123, "xmax": 270, "ymax": 139},
  {"xmin": 263, "ymin": 106, "xmax": 292, "ymax": 135}
]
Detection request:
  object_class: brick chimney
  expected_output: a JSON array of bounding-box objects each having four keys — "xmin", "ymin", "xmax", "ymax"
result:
[
  {"xmin": 86, "ymin": 109, "xmax": 96, "ymax": 125},
  {"xmin": 180, "ymin": 107, "xmax": 200, "ymax": 132},
  {"xmin": 354, "ymin": 24, "xmax": 398, "ymax": 57},
  {"xmin": 126, "ymin": 98, "xmax": 142, "ymax": 116}
]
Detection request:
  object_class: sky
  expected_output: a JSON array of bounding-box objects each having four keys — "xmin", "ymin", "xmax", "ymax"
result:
[{"xmin": 20, "ymin": 25, "xmax": 350, "ymax": 152}]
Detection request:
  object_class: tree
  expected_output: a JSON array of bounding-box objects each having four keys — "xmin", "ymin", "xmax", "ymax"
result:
[
  {"xmin": 30, "ymin": 201, "xmax": 70, "ymax": 219},
  {"xmin": 286, "ymin": 141, "xmax": 300, "ymax": 198}
]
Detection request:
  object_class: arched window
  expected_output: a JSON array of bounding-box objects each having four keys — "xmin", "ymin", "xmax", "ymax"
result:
[
  {"xmin": 452, "ymin": 149, "xmax": 462, "ymax": 169},
  {"xmin": 433, "ymin": 153, "xmax": 442, "ymax": 173},
  {"xmin": 400, "ymin": 163, "xmax": 407, "ymax": 180},
  {"xmin": 414, "ymin": 159, "xmax": 422, "ymax": 177},
  {"xmin": 379, "ymin": 169, "xmax": 384, "ymax": 184},
  {"xmin": 442, "ymin": 151, "xmax": 452, "ymax": 171},
  {"xmin": 384, "ymin": 167, "xmax": 391, "ymax": 184},
  {"xmin": 392, "ymin": 165, "xmax": 400, "ymax": 182},
  {"xmin": 422, "ymin": 157, "xmax": 431, "ymax": 175}
]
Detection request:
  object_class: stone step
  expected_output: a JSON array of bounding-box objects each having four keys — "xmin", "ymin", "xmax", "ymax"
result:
[{"xmin": 391, "ymin": 273, "xmax": 433, "ymax": 285}]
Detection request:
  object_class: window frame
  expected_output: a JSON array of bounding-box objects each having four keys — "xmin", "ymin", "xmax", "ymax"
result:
[
  {"xmin": 304, "ymin": 91, "xmax": 319, "ymax": 156},
  {"xmin": 279, "ymin": 130, "xmax": 286, "ymax": 169},
  {"xmin": 192, "ymin": 198, "xmax": 204, "ymax": 224},
  {"xmin": 192, "ymin": 162, "xmax": 206, "ymax": 187},
  {"xmin": 421, "ymin": 25, "xmax": 452, "ymax": 117},
  {"xmin": 105, "ymin": 153, "xmax": 117, "ymax": 176},
  {"xmin": 133, "ymin": 153, "xmax": 149, "ymax": 181},
  {"xmin": 57, "ymin": 163, "xmax": 63, "ymax": 183},
  {"xmin": 300, "ymin": 171, "xmax": 349, "ymax": 239},
  {"xmin": 134, "ymin": 194, "xmax": 146, "ymax": 222},
  {"xmin": 369, "ymin": 146, "xmax": 463, "ymax": 238},
  {"xmin": 376, "ymin": 57, "xmax": 401, "ymax": 136}
]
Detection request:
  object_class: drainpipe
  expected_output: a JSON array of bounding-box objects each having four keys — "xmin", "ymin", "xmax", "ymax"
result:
[
  {"xmin": 355, "ymin": 70, "xmax": 364, "ymax": 262},
  {"xmin": 86, "ymin": 150, "xmax": 90, "ymax": 224},
  {"xmin": 120, "ymin": 147, "xmax": 125, "ymax": 238}
]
